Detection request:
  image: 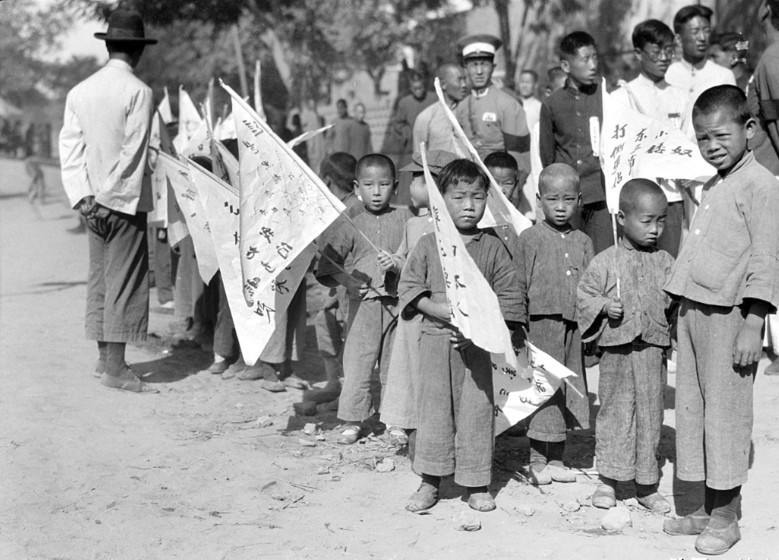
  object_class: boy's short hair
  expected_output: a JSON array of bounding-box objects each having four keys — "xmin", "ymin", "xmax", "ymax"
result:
[
  {"xmin": 619, "ymin": 178, "xmax": 665, "ymax": 214},
  {"xmin": 559, "ymin": 31, "xmax": 597, "ymax": 59},
  {"xmin": 336, "ymin": 98, "xmax": 347, "ymax": 107},
  {"xmin": 484, "ymin": 151, "xmax": 518, "ymax": 172},
  {"xmin": 538, "ymin": 163, "xmax": 579, "ymax": 194},
  {"xmin": 710, "ymin": 31, "xmax": 744, "ymax": 53},
  {"xmin": 438, "ymin": 159, "xmax": 488, "ymax": 194},
  {"xmin": 520, "ymin": 69, "xmax": 538, "ymax": 82},
  {"xmin": 355, "ymin": 153, "xmax": 396, "ymax": 180},
  {"xmin": 692, "ymin": 85, "xmax": 752, "ymax": 125},
  {"xmin": 632, "ymin": 19, "xmax": 674, "ymax": 50},
  {"xmin": 408, "ymin": 70, "xmax": 424, "ymax": 83},
  {"xmin": 673, "ymin": 5, "xmax": 713, "ymax": 34},
  {"xmin": 320, "ymin": 152, "xmax": 357, "ymax": 190}
]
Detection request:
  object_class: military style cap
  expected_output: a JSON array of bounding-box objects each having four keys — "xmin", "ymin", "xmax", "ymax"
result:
[
  {"xmin": 400, "ymin": 150, "xmax": 459, "ymax": 175},
  {"xmin": 457, "ymin": 34, "xmax": 502, "ymax": 61}
]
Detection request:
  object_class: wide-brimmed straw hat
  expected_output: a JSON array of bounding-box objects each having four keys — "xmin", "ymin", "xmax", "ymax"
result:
[{"xmin": 94, "ymin": 9, "xmax": 158, "ymax": 44}]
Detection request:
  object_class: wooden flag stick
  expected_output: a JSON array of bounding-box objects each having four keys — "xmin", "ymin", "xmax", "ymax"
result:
[{"xmin": 611, "ymin": 212, "xmax": 621, "ymax": 299}]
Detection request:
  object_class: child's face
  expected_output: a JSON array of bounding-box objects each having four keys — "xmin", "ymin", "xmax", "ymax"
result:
[
  {"xmin": 693, "ymin": 109, "xmax": 754, "ymax": 173},
  {"xmin": 355, "ymin": 165, "xmax": 396, "ymax": 212},
  {"xmin": 488, "ymin": 165, "xmax": 519, "ymax": 200},
  {"xmin": 708, "ymin": 44, "xmax": 734, "ymax": 69},
  {"xmin": 618, "ymin": 194, "xmax": 668, "ymax": 249},
  {"xmin": 537, "ymin": 178, "xmax": 580, "ymax": 229},
  {"xmin": 562, "ymin": 45, "xmax": 598, "ymax": 87},
  {"xmin": 443, "ymin": 179, "xmax": 487, "ymax": 232},
  {"xmin": 409, "ymin": 173, "xmax": 429, "ymax": 209}
]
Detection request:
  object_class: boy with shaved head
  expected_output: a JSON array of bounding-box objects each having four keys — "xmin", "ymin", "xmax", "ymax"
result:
[
  {"xmin": 578, "ymin": 179, "xmax": 675, "ymax": 513},
  {"xmin": 663, "ymin": 85, "xmax": 779, "ymax": 555},
  {"xmin": 514, "ymin": 163, "xmax": 593, "ymax": 485}
]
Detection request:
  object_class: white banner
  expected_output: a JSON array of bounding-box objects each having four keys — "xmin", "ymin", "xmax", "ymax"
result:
[
  {"xmin": 600, "ymin": 79, "xmax": 714, "ymax": 213},
  {"xmin": 158, "ymin": 151, "xmax": 218, "ymax": 283},
  {"xmin": 222, "ymin": 80, "xmax": 344, "ymax": 307},
  {"xmin": 493, "ymin": 341, "xmax": 576, "ymax": 435},
  {"xmin": 188, "ymin": 160, "xmax": 313, "ymax": 365}
]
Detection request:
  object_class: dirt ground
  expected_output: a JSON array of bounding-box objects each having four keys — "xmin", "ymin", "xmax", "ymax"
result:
[{"xmin": 1, "ymin": 158, "xmax": 778, "ymax": 560}]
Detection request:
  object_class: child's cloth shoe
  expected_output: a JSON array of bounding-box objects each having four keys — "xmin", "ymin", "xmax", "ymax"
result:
[
  {"xmin": 206, "ymin": 360, "xmax": 231, "ymax": 375},
  {"xmin": 663, "ymin": 507, "xmax": 710, "ymax": 535},
  {"xmin": 467, "ymin": 489, "xmax": 496, "ymax": 512},
  {"xmin": 695, "ymin": 520, "xmax": 741, "ymax": 555},
  {"xmin": 528, "ymin": 464, "xmax": 552, "ymax": 485},
  {"xmin": 101, "ymin": 369, "xmax": 159, "ymax": 393},
  {"xmin": 387, "ymin": 427, "xmax": 408, "ymax": 446},
  {"xmin": 406, "ymin": 484, "xmax": 438, "ymax": 513},
  {"xmin": 282, "ymin": 374, "xmax": 308, "ymax": 389},
  {"xmin": 338, "ymin": 425, "xmax": 361, "ymax": 445},
  {"xmin": 592, "ymin": 484, "xmax": 617, "ymax": 509},
  {"xmin": 545, "ymin": 462, "xmax": 576, "ymax": 482},
  {"xmin": 636, "ymin": 491, "xmax": 671, "ymax": 514}
]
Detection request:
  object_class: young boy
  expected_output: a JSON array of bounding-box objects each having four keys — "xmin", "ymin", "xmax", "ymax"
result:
[
  {"xmin": 539, "ymin": 32, "xmax": 612, "ymax": 254},
  {"xmin": 577, "ymin": 179, "xmax": 674, "ymax": 513},
  {"xmin": 514, "ymin": 163, "xmax": 593, "ymax": 485},
  {"xmin": 399, "ymin": 159, "xmax": 521, "ymax": 513},
  {"xmin": 611, "ymin": 19, "xmax": 689, "ymax": 258},
  {"xmin": 663, "ymin": 85, "xmax": 779, "ymax": 555},
  {"xmin": 316, "ymin": 154, "xmax": 412, "ymax": 444},
  {"xmin": 380, "ymin": 149, "xmax": 456, "ymax": 446},
  {"xmin": 305, "ymin": 152, "xmax": 360, "ymax": 403},
  {"xmin": 485, "ymin": 150, "xmax": 523, "ymax": 210}
]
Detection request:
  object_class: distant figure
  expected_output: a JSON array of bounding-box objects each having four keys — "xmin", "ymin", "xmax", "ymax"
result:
[
  {"xmin": 544, "ymin": 67, "xmax": 567, "ymax": 98},
  {"xmin": 517, "ymin": 69, "xmax": 542, "ymax": 130},
  {"xmin": 289, "ymin": 113, "xmax": 308, "ymax": 165},
  {"xmin": 349, "ymin": 103, "xmax": 373, "ymax": 160},
  {"xmin": 391, "ymin": 71, "xmax": 435, "ymax": 158},
  {"xmin": 709, "ymin": 32, "xmax": 752, "ymax": 92},
  {"xmin": 412, "ymin": 63, "xmax": 468, "ymax": 153},
  {"xmin": 24, "ymin": 150, "xmax": 47, "ymax": 204},
  {"xmin": 328, "ymin": 99, "xmax": 353, "ymax": 155}
]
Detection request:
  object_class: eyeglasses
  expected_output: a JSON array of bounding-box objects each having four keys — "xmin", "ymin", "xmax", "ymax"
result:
[{"xmin": 641, "ymin": 46, "xmax": 675, "ymax": 62}]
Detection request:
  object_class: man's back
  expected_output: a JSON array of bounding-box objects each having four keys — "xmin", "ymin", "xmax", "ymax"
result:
[{"xmin": 61, "ymin": 59, "xmax": 153, "ymax": 213}]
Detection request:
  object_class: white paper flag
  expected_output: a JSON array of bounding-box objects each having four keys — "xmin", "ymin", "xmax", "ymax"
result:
[
  {"xmin": 222, "ymin": 80, "xmax": 344, "ymax": 307},
  {"xmin": 158, "ymin": 152, "xmax": 218, "ymax": 282},
  {"xmin": 189, "ymin": 160, "xmax": 313, "ymax": 364},
  {"xmin": 600, "ymin": 79, "xmax": 714, "ymax": 213}
]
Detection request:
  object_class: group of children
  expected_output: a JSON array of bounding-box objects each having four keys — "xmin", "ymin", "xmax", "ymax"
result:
[
  {"xmin": 301, "ymin": 84, "xmax": 777, "ymax": 559},
  {"xmin": 144, "ymin": 16, "xmax": 778, "ymax": 558}
]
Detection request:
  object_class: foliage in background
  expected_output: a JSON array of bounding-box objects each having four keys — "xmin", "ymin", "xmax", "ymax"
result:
[{"xmin": 0, "ymin": 2, "xmax": 101, "ymax": 107}]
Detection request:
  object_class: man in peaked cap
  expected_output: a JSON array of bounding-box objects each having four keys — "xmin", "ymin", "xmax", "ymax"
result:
[
  {"xmin": 454, "ymin": 34, "xmax": 531, "ymax": 181},
  {"xmin": 59, "ymin": 9, "xmax": 158, "ymax": 393}
]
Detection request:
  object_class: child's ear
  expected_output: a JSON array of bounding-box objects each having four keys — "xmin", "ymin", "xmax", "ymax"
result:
[
  {"xmin": 560, "ymin": 59, "xmax": 571, "ymax": 74},
  {"xmin": 393, "ymin": 179, "xmax": 399, "ymax": 194},
  {"xmin": 353, "ymin": 179, "xmax": 359, "ymax": 191},
  {"xmin": 577, "ymin": 192, "xmax": 582, "ymax": 207},
  {"xmin": 617, "ymin": 209, "xmax": 626, "ymax": 227},
  {"xmin": 745, "ymin": 117, "xmax": 757, "ymax": 141}
]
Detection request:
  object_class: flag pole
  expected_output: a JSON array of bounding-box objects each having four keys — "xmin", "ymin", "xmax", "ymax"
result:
[{"xmin": 611, "ymin": 212, "xmax": 621, "ymax": 299}]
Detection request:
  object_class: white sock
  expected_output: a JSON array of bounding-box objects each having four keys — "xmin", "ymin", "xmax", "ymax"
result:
[{"xmin": 213, "ymin": 353, "xmax": 226, "ymax": 364}]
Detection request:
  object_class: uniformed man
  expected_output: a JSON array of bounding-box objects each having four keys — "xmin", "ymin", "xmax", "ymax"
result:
[{"xmin": 454, "ymin": 34, "xmax": 531, "ymax": 175}]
